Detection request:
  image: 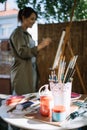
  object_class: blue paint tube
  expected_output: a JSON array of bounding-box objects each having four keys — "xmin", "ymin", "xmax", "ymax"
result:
[{"xmin": 16, "ymin": 101, "xmax": 34, "ymax": 110}]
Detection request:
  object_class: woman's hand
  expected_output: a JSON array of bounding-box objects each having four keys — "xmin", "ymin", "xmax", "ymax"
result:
[{"xmin": 37, "ymin": 37, "xmax": 51, "ymax": 51}]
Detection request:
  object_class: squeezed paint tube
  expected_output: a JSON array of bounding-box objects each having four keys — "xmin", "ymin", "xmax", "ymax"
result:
[{"xmin": 16, "ymin": 101, "xmax": 34, "ymax": 110}]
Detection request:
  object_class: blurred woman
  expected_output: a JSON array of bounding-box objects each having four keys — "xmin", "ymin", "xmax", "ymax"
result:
[{"xmin": 9, "ymin": 7, "xmax": 51, "ymax": 95}]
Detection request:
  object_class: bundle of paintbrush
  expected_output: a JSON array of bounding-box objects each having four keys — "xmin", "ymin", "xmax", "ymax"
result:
[
  {"xmin": 62, "ymin": 55, "xmax": 78, "ymax": 83},
  {"xmin": 49, "ymin": 55, "xmax": 78, "ymax": 83}
]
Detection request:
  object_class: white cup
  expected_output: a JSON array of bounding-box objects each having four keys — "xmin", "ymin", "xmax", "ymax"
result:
[{"xmin": 50, "ymin": 82, "xmax": 72, "ymax": 111}]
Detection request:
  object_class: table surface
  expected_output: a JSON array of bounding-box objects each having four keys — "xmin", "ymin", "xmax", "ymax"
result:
[{"xmin": 0, "ymin": 93, "xmax": 87, "ymax": 130}]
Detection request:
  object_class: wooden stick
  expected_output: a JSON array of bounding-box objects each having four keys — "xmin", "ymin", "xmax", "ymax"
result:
[
  {"xmin": 61, "ymin": 0, "xmax": 77, "ymax": 57},
  {"xmin": 67, "ymin": 41, "xmax": 87, "ymax": 94}
]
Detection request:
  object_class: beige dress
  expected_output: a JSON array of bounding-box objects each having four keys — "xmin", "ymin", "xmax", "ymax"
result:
[{"xmin": 9, "ymin": 26, "xmax": 38, "ymax": 95}]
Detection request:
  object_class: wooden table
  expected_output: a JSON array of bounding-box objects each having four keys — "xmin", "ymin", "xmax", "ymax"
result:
[{"xmin": 0, "ymin": 93, "xmax": 87, "ymax": 130}]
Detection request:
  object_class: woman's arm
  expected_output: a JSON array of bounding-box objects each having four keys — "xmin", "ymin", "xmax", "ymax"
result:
[{"xmin": 37, "ymin": 38, "xmax": 51, "ymax": 51}]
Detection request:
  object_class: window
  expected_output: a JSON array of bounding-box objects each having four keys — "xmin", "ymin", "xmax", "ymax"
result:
[{"xmin": 0, "ymin": 24, "xmax": 13, "ymax": 37}]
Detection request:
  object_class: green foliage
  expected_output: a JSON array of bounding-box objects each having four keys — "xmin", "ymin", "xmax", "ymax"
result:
[
  {"xmin": 74, "ymin": 0, "xmax": 87, "ymax": 20},
  {"xmin": 1, "ymin": 0, "xmax": 87, "ymax": 23},
  {"xmin": 0, "ymin": 0, "xmax": 7, "ymax": 3},
  {"xmin": 16, "ymin": 0, "xmax": 29, "ymax": 9}
]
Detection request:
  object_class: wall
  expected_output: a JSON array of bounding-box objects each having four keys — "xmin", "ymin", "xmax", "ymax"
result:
[{"xmin": 37, "ymin": 20, "xmax": 87, "ymax": 94}]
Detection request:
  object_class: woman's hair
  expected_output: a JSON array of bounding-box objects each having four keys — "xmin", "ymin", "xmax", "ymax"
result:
[{"xmin": 18, "ymin": 7, "xmax": 37, "ymax": 23}]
